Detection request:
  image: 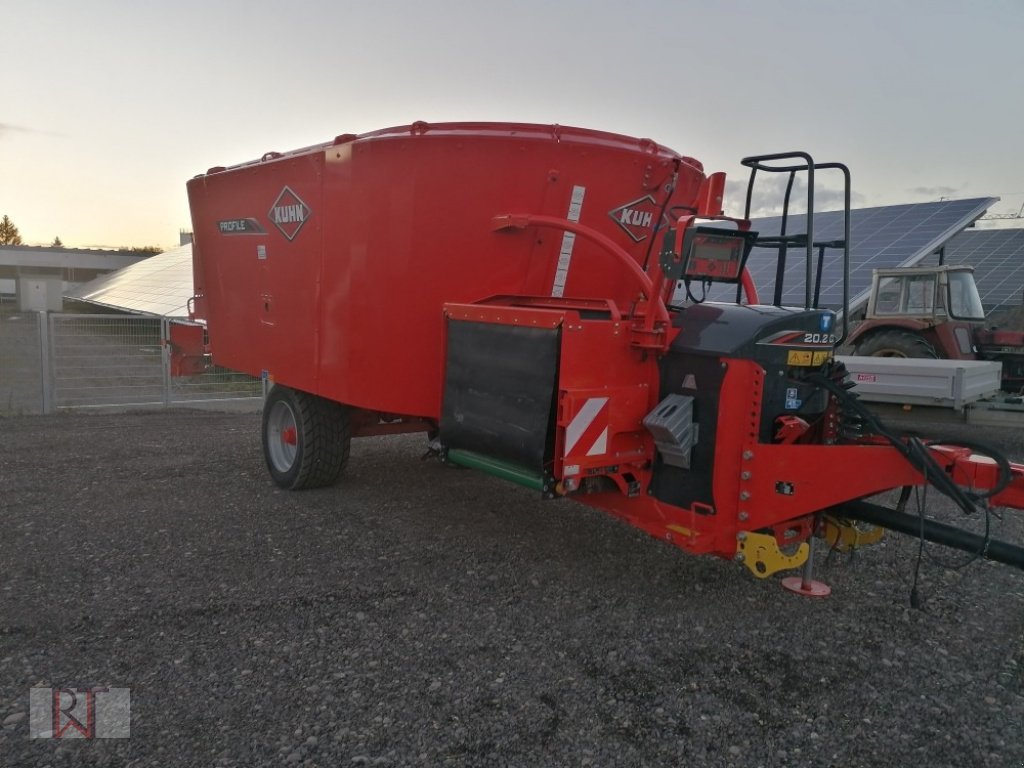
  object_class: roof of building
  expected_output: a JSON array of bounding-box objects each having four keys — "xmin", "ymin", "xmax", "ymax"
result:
[{"xmin": 0, "ymin": 245, "xmax": 151, "ymax": 271}]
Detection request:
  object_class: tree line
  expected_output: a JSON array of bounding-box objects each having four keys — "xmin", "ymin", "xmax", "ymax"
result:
[
  {"xmin": 0, "ymin": 215, "xmax": 22, "ymax": 245},
  {"xmin": 0, "ymin": 214, "xmax": 162, "ymax": 252}
]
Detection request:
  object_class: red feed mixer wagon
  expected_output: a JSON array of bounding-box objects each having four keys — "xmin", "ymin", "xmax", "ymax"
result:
[{"xmin": 185, "ymin": 121, "xmax": 1024, "ymax": 594}]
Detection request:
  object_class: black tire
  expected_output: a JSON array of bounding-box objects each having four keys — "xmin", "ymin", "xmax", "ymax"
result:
[
  {"xmin": 262, "ymin": 385, "xmax": 351, "ymax": 490},
  {"xmin": 854, "ymin": 330, "xmax": 939, "ymax": 359}
]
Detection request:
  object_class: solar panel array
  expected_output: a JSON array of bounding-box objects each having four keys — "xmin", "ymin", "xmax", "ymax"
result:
[
  {"xmin": 690, "ymin": 198, "xmax": 996, "ymax": 313},
  {"xmin": 65, "ymin": 244, "xmax": 194, "ymax": 318},
  {"xmin": 942, "ymin": 228, "xmax": 1024, "ymax": 317}
]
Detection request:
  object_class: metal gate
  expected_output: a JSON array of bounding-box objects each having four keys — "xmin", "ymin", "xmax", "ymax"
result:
[{"xmin": 0, "ymin": 310, "xmax": 262, "ymax": 413}]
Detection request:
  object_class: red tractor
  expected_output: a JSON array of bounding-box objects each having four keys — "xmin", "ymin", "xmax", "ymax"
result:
[
  {"xmin": 185, "ymin": 123, "xmax": 1024, "ymax": 594},
  {"xmin": 848, "ymin": 264, "xmax": 1024, "ymax": 390}
]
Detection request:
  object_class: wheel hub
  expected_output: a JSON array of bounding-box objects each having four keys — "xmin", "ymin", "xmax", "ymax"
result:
[{"xmin": 266, "ymin": 401, "xmax": 298, "ymax": 472}]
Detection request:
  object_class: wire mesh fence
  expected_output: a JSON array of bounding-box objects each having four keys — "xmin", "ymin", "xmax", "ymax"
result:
[
  {"xmin": 171, "ymin": 363, "xmax": 263, "ymax": 404},
  {"xmin": 52, "ymin": 315, "xmax": 165, "ymax": 408},
  {"xmin": 0, "ymin": 309, "xmax": 262, "ymax": 414},
  {"xmin": 0, "ymin": 310, "xmax": 43, "ymax": 414}
]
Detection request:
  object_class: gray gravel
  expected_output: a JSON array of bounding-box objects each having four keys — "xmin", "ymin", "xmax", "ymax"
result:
[{"xmin": 0, "ymin": 409, "xmax": 1022, "ymax": 767}]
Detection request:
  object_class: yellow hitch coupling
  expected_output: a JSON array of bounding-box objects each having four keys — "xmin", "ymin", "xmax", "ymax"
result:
[
  {"xmin": 736, "ymin": 531, "xmax": 809, "ymax": 579},
  {"xmin": 822, "ymin": 516, "xmax": 884, "ymax": 553}
]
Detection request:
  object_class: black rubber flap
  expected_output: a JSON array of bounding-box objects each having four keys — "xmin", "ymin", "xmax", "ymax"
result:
[{"xmin": 441, "ymin": 320, "xmax": 559, "ymax": 470}]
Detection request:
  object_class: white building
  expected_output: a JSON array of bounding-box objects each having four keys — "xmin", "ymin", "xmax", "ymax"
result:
[{"xmin": 0, "ymin": 245, "xmax": 152, "ymax": 311}]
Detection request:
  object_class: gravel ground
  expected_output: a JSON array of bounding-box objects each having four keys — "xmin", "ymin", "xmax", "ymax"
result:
[{"xmin": 1, "ymin": 410, "xmax": 1022, "ymax": 767}]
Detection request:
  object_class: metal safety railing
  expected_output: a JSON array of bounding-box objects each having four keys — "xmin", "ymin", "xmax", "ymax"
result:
[{"xmin": 0, "ymin": 310, "xmax": 262, "ymax": 414}]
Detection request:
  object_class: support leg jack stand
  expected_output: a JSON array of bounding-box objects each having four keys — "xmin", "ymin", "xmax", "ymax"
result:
[{"xmin": 782, "ymin": 536, "xmax": 832, "ymax": 597}]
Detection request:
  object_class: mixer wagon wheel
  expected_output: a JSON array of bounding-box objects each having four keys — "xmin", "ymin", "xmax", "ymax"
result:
[{"xmin": 262, "ymin": 385, "xmax": 351, "ymax": 490}]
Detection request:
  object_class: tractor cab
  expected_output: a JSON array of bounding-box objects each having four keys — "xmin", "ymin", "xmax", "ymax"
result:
[
  {"xmin": 849, "ymin": 265, "xmax": 990, "ymax": 362},
  {"xmin": 853, "ymin": 264, "xmax": 1024, "ymax": 385},
  {"xmin": 866, "ymin": 265, "xmax": 985, "ymax": 324}
]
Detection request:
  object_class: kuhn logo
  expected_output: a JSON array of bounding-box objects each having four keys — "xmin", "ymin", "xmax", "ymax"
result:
[
  {"xmin": 609, "ymin": 195, "xmax": 659, "ymax": 242},
  {"xmin": 268, "ymin": 187, "xmax": 311, "ymax": 241}
]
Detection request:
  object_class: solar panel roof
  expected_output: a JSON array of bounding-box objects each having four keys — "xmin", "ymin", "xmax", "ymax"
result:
[
  {"xmin": 685, "ymin": 197, "xmax": 996, "ymax": 314},
  {"xmin": 942, "ymin": 227, "xmax": 1024, "ymax": 317},
  {"xmin": 65, "ymin": 244, "xmax": 194, "ymax": 318}
]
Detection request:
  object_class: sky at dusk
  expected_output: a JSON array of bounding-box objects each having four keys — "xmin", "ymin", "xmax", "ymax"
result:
[{"xmin": 3, "ymin": 0, "xmax": 1022, "ymax": 249}]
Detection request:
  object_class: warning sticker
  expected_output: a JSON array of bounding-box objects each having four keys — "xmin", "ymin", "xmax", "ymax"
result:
[
  {"xmin": 787, "ymin": 350, "xmax": 813, "ymax": 366},
  {"xmin": 787, "ymin": 349, "xmax": 832, "ymax": 367}
]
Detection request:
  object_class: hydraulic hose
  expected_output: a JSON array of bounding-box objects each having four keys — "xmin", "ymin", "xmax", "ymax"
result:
[
  {"xmin": 836, "ymin": 500, "xmax": 1024, "ymax": 571},
  {"xmin": 811, "ymin": 366, "xmax": 1013, "ymax": 516}
]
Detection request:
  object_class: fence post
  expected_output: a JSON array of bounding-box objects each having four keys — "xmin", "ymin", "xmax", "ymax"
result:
[
  {"xmin": 38, "ymin": 311, "xmax": 54, "ymax": 414},
  {"xmin": 161, "ymin": 318, "xmax": 172, "ymax": 407}
]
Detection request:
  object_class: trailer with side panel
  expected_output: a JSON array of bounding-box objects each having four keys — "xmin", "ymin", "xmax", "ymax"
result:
[{"xmin": 185, "ymin": 122, "xmax": 1024, "ymax": 593}]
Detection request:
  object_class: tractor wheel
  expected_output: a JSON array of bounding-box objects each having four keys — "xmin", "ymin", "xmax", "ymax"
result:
[
  {"xmin": 854, "ymin": 330, "xmax": 939, "ymax": 359},
  {"xmin": 262, "ymin": 386, "xmax": 351, "ymax": 490}
]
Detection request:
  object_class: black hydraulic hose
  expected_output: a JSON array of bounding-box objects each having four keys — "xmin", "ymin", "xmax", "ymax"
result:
[
  {"xmin": 810, "ymin": 369, "xmax": 1013, "ymax": 513},
  {"xmin": 813, "ymin": 363, "xmax": 1024, "ymax": 587},
  {"xmin": 837, "ymin": 500, "xmax": 1024, "ymax": 571}
]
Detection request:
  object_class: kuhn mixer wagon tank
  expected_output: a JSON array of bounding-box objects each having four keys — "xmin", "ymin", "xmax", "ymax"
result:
[{"xmin": 187, "ymin": 122, "xmax": 1024, "ymax": 593}]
